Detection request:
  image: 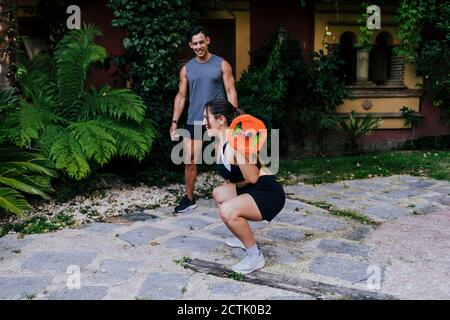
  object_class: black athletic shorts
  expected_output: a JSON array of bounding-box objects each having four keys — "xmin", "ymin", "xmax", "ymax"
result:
[
  {"xmin": 185, "ymin": 124, "xmax": 206, "ymax": 141},
  {"xmin": 236, "ymin": 175, "xmax": 286, "ymax": 222}
]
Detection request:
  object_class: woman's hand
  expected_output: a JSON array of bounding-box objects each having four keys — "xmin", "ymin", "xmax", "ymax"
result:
[{"xmin": 235, "ymin": 150, "xmax": 259, "ymax": 184}]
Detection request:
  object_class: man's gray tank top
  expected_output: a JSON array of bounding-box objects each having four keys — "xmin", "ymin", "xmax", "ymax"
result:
[{"xmin": 185, "ymin": 54, "xmax": 226, "ymax": 125}]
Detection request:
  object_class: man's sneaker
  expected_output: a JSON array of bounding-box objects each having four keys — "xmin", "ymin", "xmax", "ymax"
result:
[
  {"xmin": 174, "ymin": 196, "xmax": 197, "ymax": 213},
  {"xmin": 225, "ymin": 237, "xmax": 246, "ymax": 249},
  {"xmin": 231, "ymin": 252, "xmax": 265, "ymax": 274}
]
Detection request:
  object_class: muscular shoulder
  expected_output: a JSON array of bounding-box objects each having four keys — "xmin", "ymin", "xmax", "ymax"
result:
[{"xmin": 221, "ymin": 59, "xmax": 233, "ymax": 71}]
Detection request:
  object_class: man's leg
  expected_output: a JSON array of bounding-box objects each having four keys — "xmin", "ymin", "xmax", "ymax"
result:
[{"xmin": 185, "ymin": 138, "xmax": 203, "ymax": 200}]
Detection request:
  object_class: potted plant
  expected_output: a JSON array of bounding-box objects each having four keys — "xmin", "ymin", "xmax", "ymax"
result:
[
  {"xmin": 334, "ymin": 110, "xmax": 383, "ymax": 155},
  {"xmin": 355, "ymin": 2, "xmax": 374, "ymax": 83}
]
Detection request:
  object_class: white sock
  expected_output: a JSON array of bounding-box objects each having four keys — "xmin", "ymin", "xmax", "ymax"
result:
[{"xmin": 246, "ymin": 244, "xmax": 259, "ymax": 256}]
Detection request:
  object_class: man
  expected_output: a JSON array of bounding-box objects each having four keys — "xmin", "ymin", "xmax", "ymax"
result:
[{"xmin": 170, "ymin": 25, "xmax": 238, "ymax": 213}]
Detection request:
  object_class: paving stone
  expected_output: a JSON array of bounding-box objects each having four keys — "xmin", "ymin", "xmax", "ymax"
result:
[
  {"xmin": 0, "ymin": 236, "xmax": 31, "ymax": 261},
  {"xmin": 413, "ymin": 203, "xmax": 441, "ymax": 214},
  {"xmin": 382, "ymin": 189, "xmax": 423, "ymax": 199},
  {"xmin": 322, "ymin": 197, "xmax": 361, "ymax": 210},
  {"xmin": 269, "ymin": 294, "xmax": 315, "ymax": 300},
  {"xmin": 231, "ymin": 248, "xmax": 245, "ymax": 259},
  {"xmin": 22, "ymin": 251, "xmax": 97, "ymax": 272},
  {"xmin": 344, "ymin": 181, "xmax": 389, "ymax": 191},
  {"xmin": 90, "ymin": 260, "xmax": 138, "ymax": 284},
  {"xmin": 138, "ymin": 273, "xmax": 189, "ymax": 300},
  {"xmin": 398, "ymin": 176, "xmax": 420, "ymax": 184},
  {"xmin": 264, "ymin": 246, "xmax": 303, "ymax": 264},
  {"xmin": 362, "ymin": 205, "xmax": 410, "ymax": 220},
  {"xmin": 230, "ymin": 245, "xmax": 302, "ymax": 264},
  {"xmin": 426, "ymin": 195, "xmax": 450, "ymax": 207},
  {"xmin": 79, "ymin": 222, "xmax": 118, "ymax": 234},
  {"xmin": 209, "ymin": 282, "xmax": 242, "ymax": 296},
  {"xmin": 202, "ymin": 211, "xmax": 219, "ymax": 219},
  {"xmin": 196, "ymin": 199, "xmax": 217, "ymax": 208},
  {"xmin": 163, "ymin": 235, "xmax": 223, "ymax": 253},
  {"xmin": 273, "ymin": 213, "xmax": 345, "ymax": 232},
  {"xmin": 264, "ymin": 228, "xmax": 305, "ymax": 242},
  {"xmin": 407, "ymin": 180, "xmax": 436, "ymax": 189},
  {"xmin": 118, "ymin": 211, "xmax": 160, "ymax": 222},
  {"xmin": 309, "ymin": 256, "xmax": 371, "ymax": 283},
  {"xmin": 207, "ymin": 225, "xmax": 234, "ymax": 238},
  {"xmin": 431, "ymin": 187, "xmax": 450, "ymax": 196},
  {"xmin": 0, "ymin": 276, "xmax": 51, "ymax": 299},
  {"xmin": 48, "ymin": 286, "xmax": 108, "ymax": 300},
  {"xmin": 285, "ymin": 185, "xmax": 325, "ymax": 199},
  {"xmin": 345, "ymin": 227, "xmax": 371, "ymax": 241},
  {"xmin": 208, "ymin": 223, "xmax": 266, "ymax": 238},
  {"xmin": 320, "ymin": 183, "xmax": 348, "ymax": 192},
  {"xmin": 119, "ymin": 226, "xmax": 170, "ymax": 246},
  {"xmin": 317, "ymin": 239, "xmax": 371, "ymax": 257},
  {"xmin": 173, "ymin": 218, "xmax": 211, "ymax": 229}
]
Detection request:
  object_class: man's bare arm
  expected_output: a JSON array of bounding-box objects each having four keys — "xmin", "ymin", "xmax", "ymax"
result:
[
  {"xmin": 222, "ymin": 60, "xmax": 238, "ymax": 108},
  {"xmin": 172, "ymin": 66, "xmax": 188, "ymax": 122}
]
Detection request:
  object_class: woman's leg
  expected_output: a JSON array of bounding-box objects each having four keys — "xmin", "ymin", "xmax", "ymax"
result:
[
  {"xmin": 212, "ymin": 183, "xmax": 237, "ymax": 205},
  {"xmin": 218, "ymin": 194, "xmax": 262, "ymax": 248}
]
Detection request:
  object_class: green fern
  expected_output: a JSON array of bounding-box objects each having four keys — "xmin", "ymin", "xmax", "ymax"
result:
[
  {"xmin": 68, "ymin": 120, "xmax": 117, "ymax": 166},
  {"xmin": 81, "ymin": 86, "xmax": 146, "ymax": 123},
  {"xmin": 49, "ymin": 130, "xmax": 91, "ymax": 180},
  {"xmin": 1, "ymin": 24, "xmax": 156, "ymax": 181},
  {"xmin": 55, "ymin": 24, "xmax": 106, "ymax": 121}
]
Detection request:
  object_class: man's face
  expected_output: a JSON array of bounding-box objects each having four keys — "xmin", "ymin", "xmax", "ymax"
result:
[{"xmin": 189, "ymin": 32, "xmax": 210, "ymax": 58}]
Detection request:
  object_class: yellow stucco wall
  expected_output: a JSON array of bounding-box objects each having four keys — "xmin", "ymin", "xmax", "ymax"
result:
[
  {"xmin": 337, "ymin": 97, "xmax": 420, "ymax": 114},
  {"xmin": 315, "ymin": 9, "xmax": 423, "ymax": 130},
  {"xmin": 314, "ymin": 12, "xmax": 422, "ymax": 91}
]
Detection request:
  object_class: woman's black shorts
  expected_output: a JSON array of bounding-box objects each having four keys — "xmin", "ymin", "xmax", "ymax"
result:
[{"xmin": 236, "ymin": 175, "xmax": 286, "ymax": 222}]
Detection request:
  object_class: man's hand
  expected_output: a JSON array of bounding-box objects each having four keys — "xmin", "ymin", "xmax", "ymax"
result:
[{"xmin": 170, "ymin": 122, "xmax": 178, "ymax": 140}]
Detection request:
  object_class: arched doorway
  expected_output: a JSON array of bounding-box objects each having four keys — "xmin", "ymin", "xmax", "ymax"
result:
[
  {"xmin": 339, "ymin": 31, "xmax": 357, "ymax": 85},
  {"xmin": 369, "ymin": 31, "xmax": 393, "ymax": 84}
]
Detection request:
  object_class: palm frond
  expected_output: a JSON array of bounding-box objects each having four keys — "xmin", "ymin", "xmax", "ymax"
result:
[
  {"xmin": 55, "ymin": 24, "xmax": 106, "ymax": 121},
  {"xmin": 0, "ymin": 161, "xmax": 58, "ymax": 178},
  {"xmin": 48, "ymin": 130, "xmax": 91, "ymax": 180},
  {"xmin": 0, "ymin": 188, "xmax": 31, "ymax": 217},
  {"xmin": 0, "ymin": 177, "xmax": 50, "ymax": 199},
  {"xmin": 68, "ymin": 120, "xmax": 117, "ymax": 166},
  {"xmin": 80, "ymin": 86, "xmax": 146, "ymax": 123},
  {"xmin": 95, "ymin": 118, "xmax": 157, "ymax": 161},
  {"xmin": 0, "ymin": 88, "xmax": 18, "ymax": 111}
]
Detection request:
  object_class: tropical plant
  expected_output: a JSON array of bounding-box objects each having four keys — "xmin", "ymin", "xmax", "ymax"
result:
[
  {"xmin": 237, "ymin": 40, "xmax": 288, "ymax": 130},
  {"xmin": 0, "ymin": 88, "xmax": 58, "ymax": 217},
  {"xmin": 298, "ymin": 48, "xmax": 347, "ymax": 154},
  {"xmin": 334, "ymin": 110, "xmax": 383, "ymax": 155},
  {"xmin": 400, "ymin": 106, "xmax": 424, "ymax": 140},
  {"xmin": 355, "ymin": 2, "xmax": 374, "ymax": 50},
  {"xmin": 1, "ymin": 24, "xmax": 157, "ymax": 181},
  {"xmin": 414, "ymin": 2, "xmax": 450, "ymax": 124},
  {"xmin": 108, "ymin": 0, "xmax": 197, "ymax": 171}
]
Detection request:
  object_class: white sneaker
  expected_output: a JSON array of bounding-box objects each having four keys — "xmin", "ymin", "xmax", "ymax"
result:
[
  {"xmin": 225, "ymin": 237, "xmax": 246, "ymax": 249},
  {"xmin": 231, "ymin": 252, "xmax": 265, "ymax": 274}
]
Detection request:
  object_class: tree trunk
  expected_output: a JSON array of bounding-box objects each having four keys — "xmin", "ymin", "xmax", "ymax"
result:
[{"xmin": 0, "ymin": 0, "xmax": 18, "ymax": 89}]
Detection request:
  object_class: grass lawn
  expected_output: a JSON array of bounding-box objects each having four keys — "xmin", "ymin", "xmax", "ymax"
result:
[{"xmin": 278, "ymin": 150, "xmax": 450, "ymax": 185}]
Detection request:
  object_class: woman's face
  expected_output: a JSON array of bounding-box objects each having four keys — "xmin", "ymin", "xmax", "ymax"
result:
[{"xmin": 203, "ymin": 108, "xmax": 225, "ymax": 137}]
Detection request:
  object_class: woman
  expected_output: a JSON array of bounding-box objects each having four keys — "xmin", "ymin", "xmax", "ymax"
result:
[{"xmin": 203, "ymin": 99, "xmax": 286, "ymax": 274}]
